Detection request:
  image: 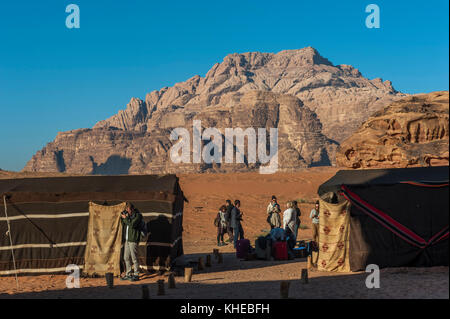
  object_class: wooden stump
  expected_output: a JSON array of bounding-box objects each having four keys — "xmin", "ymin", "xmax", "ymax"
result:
[
  {"xmin": 184, "ymin": 267, "xmax": 193, "ymax": 282},
  {"xmin": 301, "ymin": 268, "xmax": 309, "ymax": 284},
  {"xmin": 218, "ymin": 253, "xmax": 223, "ymax": 264},
  {"xmin": 198, "ymin": 257, "xmax": 204, "ymax": 270},
  {"xmin": 141, "ymin": 285, "xmax": 149, "ymax": 299},
  {"xmin": 168, "ymin": 273, "xmax": 176, "ymax": 289},
  {"xmin": 205, "ymin": 255, "xmax": 212, "ymax": 267},
  {"xmin": 280, "ymin": 281, "xmax": 290, "ymax": 299},
  {"xmin": 105, "ymin": 272, "xmax": 114, "ymax": 289},
  {"xmin": 157, "ymin": 279, "xmax": 165, "ymax": 296}
]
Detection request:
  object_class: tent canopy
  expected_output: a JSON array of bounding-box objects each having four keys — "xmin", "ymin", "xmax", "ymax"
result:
[
  {"xmin": 315, "ymin": 166, "xmax": 449, "ymax": 272},
  {"xmin": 0, "ymin": 174, "xmax": 185, "ymax": 276},
  {"xmin": 0, "ymin": 174, "xmax": 179, "ymax": 198},
  {"xmin": 318, "ymin": 166, "xmax": 449, "ymax": 196}
]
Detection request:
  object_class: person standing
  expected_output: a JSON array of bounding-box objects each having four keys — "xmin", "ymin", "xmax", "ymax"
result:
[
  {"xmin": 215, "ymin": 205, "xmax": 228, "ymax": 246},
  {"xmin": 310, "ymin": 200, "xmax": 320, "ymax": 243},
  {"xmin": 283, "ymin": 201, "xmax": 297, "ymax": 251},
  {"xmin": 292, "ymin": 200, "xmax": 301, "ymax": 239},
  {"xmin": 231, "ymin": 200, "xmax": 244, "ymax": 248},
  {"xmin": 121, "ymin": 202, "xmax": 143, "ymax": 281},
  {"xmin": 266, "ymin": 195, "xmax": 281, "ymax": 229},
  {"xmin": 224, "ymin": 199, "xmax": 234, "ymax": 243}
]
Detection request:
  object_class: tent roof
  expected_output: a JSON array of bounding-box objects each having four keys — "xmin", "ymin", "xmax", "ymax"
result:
[
  {"xmin": 0, "ymin": 174, "xmax": 179, "ymax": 195},
  {"xmin": 318, "ymin": 166, "xmax": 449, "ymax": 196}
]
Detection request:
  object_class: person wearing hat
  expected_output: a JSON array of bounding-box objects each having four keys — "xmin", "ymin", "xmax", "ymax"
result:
[{"xmin": 266, "ymin": 195, "xmax": 281, "ymax": 229}]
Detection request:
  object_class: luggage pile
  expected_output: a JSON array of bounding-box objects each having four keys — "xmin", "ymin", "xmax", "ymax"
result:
[{"xmin": 235, "ymin": 235, "xmax": 316, "ymax": 261}]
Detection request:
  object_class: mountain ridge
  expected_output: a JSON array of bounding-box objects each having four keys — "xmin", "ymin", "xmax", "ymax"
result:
[{"xmin": 24, "ymin": 47, "xmax": 405, "ymax": 174}]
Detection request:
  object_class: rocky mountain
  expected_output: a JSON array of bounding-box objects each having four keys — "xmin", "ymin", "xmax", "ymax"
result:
[
  {"xmin": 336, "ymin": 91, "xmax": 449, "ymax": 168},
  {"xmin": 94, "ymin": 47, "xmax": 403, "ymax": 143},
  {"xmin": 24, "ymin": 47, "xmax": 404, "ymax": 174},
  {"xmin": 24, "ymin": 91, "xmax": 338, "ymax": 174}
]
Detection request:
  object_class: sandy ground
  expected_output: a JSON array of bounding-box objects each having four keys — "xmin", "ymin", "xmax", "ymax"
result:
[{"xmin": 0, "ymin": 167, "xmax": 448, "ymax": 299}]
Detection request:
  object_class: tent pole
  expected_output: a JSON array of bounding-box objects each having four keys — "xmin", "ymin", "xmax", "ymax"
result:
[{"xmin": 3, "ymin": 195, "xmax": 19, "ymax": 289}]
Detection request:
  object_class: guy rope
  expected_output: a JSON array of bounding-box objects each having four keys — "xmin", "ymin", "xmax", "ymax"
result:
[{"xmin": 3, "ymin": 195, "xmax": 19, "ymax": 289}]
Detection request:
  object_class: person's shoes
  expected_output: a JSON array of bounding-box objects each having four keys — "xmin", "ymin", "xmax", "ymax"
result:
[
  {"xmin": 217, "ymin": 242, "xmax": 224, "ymax": 246},
  {"xmin": 130, "ymin": 275, "xmax": 139, "ymax": 282},
  {"xmin": 221, "ymin": 242, "xmax": 228, "ymax": 246},
  {"xmin": 120, "ymin": 275, "xmax": 132, "ymax": 281}
]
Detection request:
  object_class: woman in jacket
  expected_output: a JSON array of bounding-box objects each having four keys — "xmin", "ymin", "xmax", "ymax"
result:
[
  {"xmin": 215, "ymin": 205, "xmax": 228, "ymax": 246},
  {"xmin": 267, "ymin": 195, "xmax": 281, "ymax": 229}
]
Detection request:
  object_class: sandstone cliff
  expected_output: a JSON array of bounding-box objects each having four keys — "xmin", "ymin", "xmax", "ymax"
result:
[
  {"xmin": 336, "ymin": 91, "xmax": 449, "ymax": 168},
  {"xmin": 94, "ymin": 47, "xmax": 403, "ymax": 143},
  {"xmin": 24, "ymin": 91, "xmax": 338, "ymax": 174},
  {"xmin": 24, "ymin": 47, "xmax": 405, "ymax": 174}
]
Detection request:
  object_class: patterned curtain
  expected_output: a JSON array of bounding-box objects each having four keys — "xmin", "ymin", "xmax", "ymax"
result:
[{"xmin": 84, "ymin": 202, "xmax": 126, "ymax": 276}]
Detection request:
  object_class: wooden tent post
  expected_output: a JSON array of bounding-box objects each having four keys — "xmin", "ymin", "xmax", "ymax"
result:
[{"xmin": 3, "ymin": 195, "xmax": 19, "ymax": 290}]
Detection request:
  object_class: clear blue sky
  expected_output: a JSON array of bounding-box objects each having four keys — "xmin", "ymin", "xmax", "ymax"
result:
[{"xmin": 0, "ymin": 0, "xmax": 448, "ymax": 171}]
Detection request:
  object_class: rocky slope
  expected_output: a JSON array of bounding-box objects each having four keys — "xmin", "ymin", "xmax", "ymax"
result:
[
  {"xmin": 336, "ymin": 91, "xmax": 449, "ymax": 168},
  {"xmin": 24, "ymin": 91, "xmax": 338, "ymax": 174},
  {"xmin": 24, "ymin": 47, "xmax": 404, "ymax": 174},
  {"xmin": 95, "ymin": 47, "xmax": 403, "ymax": 143}
]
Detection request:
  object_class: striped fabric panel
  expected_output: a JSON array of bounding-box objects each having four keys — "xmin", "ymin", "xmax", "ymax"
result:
[
  {"xmin": 142, "ymin": 211, "xmax": 183, "ymax": 219},
  {"xmin": 0, "ymin": 211, "xmax": 181, "ymax": 221},
  {"xmin": 399, "ymin": 181, "xmax": 449, "ymax": 188},
  {"xmin": 1, "ymin": 200, "xmax": 175, "ymax": 218},
  {"xmin": 138, "ymin": 236, "xmax": 182, "ymax": 248},
  {"xmin": 0, "ymin": 265, "xmax": 84, "ymax": 276},
  {"xmin": 341, "ymin": 185, "xmax": 449, "ymax": 249},
  {"xmin": 0, "ymin": 212, "xmax": 89, "ymax": 221},
  {"xmin": 0, "ymin": 242, "xmax": 86, "ymax": 251}
]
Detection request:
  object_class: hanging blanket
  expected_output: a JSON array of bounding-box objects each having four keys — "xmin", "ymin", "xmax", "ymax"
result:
[
  {"xmin": 313, "ymin": 198, "xmax": 352, "ymax": 272},
  {"xmin": 84, "ymin": 202, "xmax": 126, "ymax": 276}
]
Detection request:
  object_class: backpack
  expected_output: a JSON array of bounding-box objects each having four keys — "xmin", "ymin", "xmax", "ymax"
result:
[
  {"xmin": 137, "ymin": 214, "xmax": 149, "ymax": 238},
  {"xmin": 224, "ymin": 206, "xmax": 233, "ymax": 222},
  {"xmin": 266, "ymin": 212, "xmax": 273, "ymax": 225}
]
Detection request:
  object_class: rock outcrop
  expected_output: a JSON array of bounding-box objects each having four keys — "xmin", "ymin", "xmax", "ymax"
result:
[
  {"xmin": 336, "ymin": 91, "xmax": 449, "ymax": 168},
  {"xmin": 24, "ymin": 91, "xmax": 337, "ymax": 174},
  {"xmin": 24, "ymin": 47, "xmax": 404, "ymax": 174},
  {"xmin": 94, "ymin": 47, "xmax": 403, "ymax": 143}
]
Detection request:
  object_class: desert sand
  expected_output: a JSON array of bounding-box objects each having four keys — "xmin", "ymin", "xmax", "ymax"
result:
[{"xmin": 0, "ymin": 167, "xmax": 448, "ymax": 299}]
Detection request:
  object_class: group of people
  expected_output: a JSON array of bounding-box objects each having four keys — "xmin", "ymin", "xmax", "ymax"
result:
[
  {"xmin": 266, "ymin": 195, "xmax": 301, "ymax": 241},
  {"xmin": 214, "ymin": 195, "xmax": 321, "ymax": 249},
  {"xmin": 121, "ymin": 196, "xmax": 322, "ymax": 282},
  {"xmin": 214, "ymin": 199, "xmax": 245, "ymax": 248}
]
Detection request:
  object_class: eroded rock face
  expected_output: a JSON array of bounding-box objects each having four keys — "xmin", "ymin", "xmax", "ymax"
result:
[
  {"xmin": 336, "ymin": 91, "xmax": 449, "ymax": 168},
  {"xmin": 24, "ymin": 47, "xmax": 404, "ymax": 174},
  {"xmin": 94, "ymin": 47, "xmax": 403, "ymax": 142},
  {"xmin": 24, "ymin": 91, "xmax": 338, "ymax": 174}
]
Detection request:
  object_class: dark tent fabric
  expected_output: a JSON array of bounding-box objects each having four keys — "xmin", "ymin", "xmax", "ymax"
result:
[
  {"xmin": 0, "ymin": 175, "xmax": 185, "ymax": 276},
  {"xmin": 318, "ymin": 166, "xmax": 449, "ymax": 196},
  {"xmin": 317, "ymin": 166, "xmax": 449, "ymax": 271}
]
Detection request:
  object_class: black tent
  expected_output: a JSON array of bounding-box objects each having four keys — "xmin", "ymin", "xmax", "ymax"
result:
[
  {"xmin": 316, "ymin": 166, "xmax": 449, "ymax": 271},
  {"xmin": 0, "ymin": 175, "xmax": 185, "ymax": 276}
]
